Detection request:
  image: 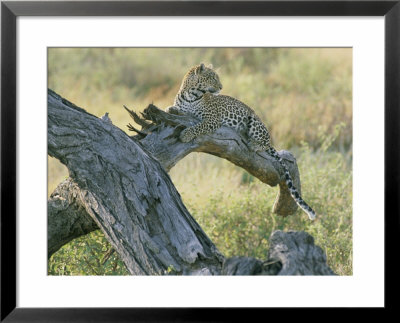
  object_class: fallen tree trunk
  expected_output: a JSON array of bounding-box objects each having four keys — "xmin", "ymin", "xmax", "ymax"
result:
[{"xmin": 48, "ymin": 89, "xmax": 334, "ymax": 275}]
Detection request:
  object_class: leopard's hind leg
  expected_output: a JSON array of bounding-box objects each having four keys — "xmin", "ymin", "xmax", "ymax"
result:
[{"xmin": 247, "ymin": 117, "xmax": 316, "ymax": 220}]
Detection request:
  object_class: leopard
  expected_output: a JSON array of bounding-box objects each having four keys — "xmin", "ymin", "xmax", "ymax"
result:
[{"xmin": 166, "ymin": 63, "xmax": 316, "ymax": 220}]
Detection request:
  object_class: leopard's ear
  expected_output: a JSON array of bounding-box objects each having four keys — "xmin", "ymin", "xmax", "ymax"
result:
[
  {"xmin": 195, "ymin": 63, "xmax": 206, "ymax": 75},
  {"xmin": 207, "ymin": 63, "xmax": 213, "ymax": 69}
]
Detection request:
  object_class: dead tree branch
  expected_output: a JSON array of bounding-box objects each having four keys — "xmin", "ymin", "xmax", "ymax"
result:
[{"xmin": 125, "ymin": 104, "xmax": 301, "ymax": 216}]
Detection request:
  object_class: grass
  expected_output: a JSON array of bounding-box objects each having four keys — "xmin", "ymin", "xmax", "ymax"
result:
[{"xmin": 48, "ymin": 48, "xmax": 352, "ymax": 275}]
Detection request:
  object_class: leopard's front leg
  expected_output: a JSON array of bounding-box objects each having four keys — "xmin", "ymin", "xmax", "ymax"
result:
[{"xmin": 180, "ymin": 118, "xmax": 221, "ymax": 143}]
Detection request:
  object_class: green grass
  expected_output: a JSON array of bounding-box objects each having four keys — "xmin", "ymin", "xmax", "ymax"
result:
[
  {"xmin": 47, "ymin": 48, "xmax": 352, "ymax": 275},
  {"xmin": 48, "ymin": 230, "xmax": 129, "ymax": 275}
]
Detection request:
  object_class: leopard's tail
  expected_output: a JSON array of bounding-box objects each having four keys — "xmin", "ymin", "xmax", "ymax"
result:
[{"xmin": 267, "ymin": 147, "xmax": 316, "ymax": 220}]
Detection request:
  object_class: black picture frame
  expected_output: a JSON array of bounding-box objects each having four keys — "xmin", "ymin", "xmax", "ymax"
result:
[{"xmin": 1, "ymin": 1, "xmax": 399, "ymax": 321}]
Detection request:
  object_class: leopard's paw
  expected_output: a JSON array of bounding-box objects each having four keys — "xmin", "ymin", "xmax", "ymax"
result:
[
  {"xmin": 165, "ymin": 106, "xmax": 181, "ymax": 115},
  {"xmin": 179, "ymin": 128, "xmax": 195, "ymax": 143}
]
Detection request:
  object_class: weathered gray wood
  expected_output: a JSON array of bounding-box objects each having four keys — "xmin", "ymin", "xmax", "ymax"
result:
[
  {"xmin": 268, "ymin": 231, "xmax": 336, "ymax": 275},
  {"xmin": 126, "ymin": 104, "xmax": 301, "ymax": 216},
  {"xmin": 221, "ymin": 257, "xmax": 264, "ymax": 275},
  {"xmin": 47, "ymin": 89, "xmax": 335, "ymax": 275},
  {"xmin": 48, "ymin": 89, "xmax": 223, "ymax": 275},
  {"xmin": 48, "ymin": 178, "xmax": 98, "ymax": 258}
]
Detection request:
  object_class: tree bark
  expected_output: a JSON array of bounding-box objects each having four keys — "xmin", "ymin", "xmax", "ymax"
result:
[{"xmin": 47, "ymin": 89, "xmax": 334, "ymax": 275}]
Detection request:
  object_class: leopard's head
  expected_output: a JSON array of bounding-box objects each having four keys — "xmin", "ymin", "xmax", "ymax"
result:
[{"xmin": 180, "ymin": 63, "xmax": 223, "ymax": 95}]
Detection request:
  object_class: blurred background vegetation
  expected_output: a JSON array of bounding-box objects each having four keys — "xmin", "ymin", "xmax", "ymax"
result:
[{"xmin": 48, "ymin": 48, "xmax": 352, "ymax": 275}]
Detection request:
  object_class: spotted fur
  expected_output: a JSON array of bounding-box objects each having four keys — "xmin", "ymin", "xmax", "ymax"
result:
[{"xmin": 166, "ymin": 63, "xmax": 316, "ymax": 220}]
